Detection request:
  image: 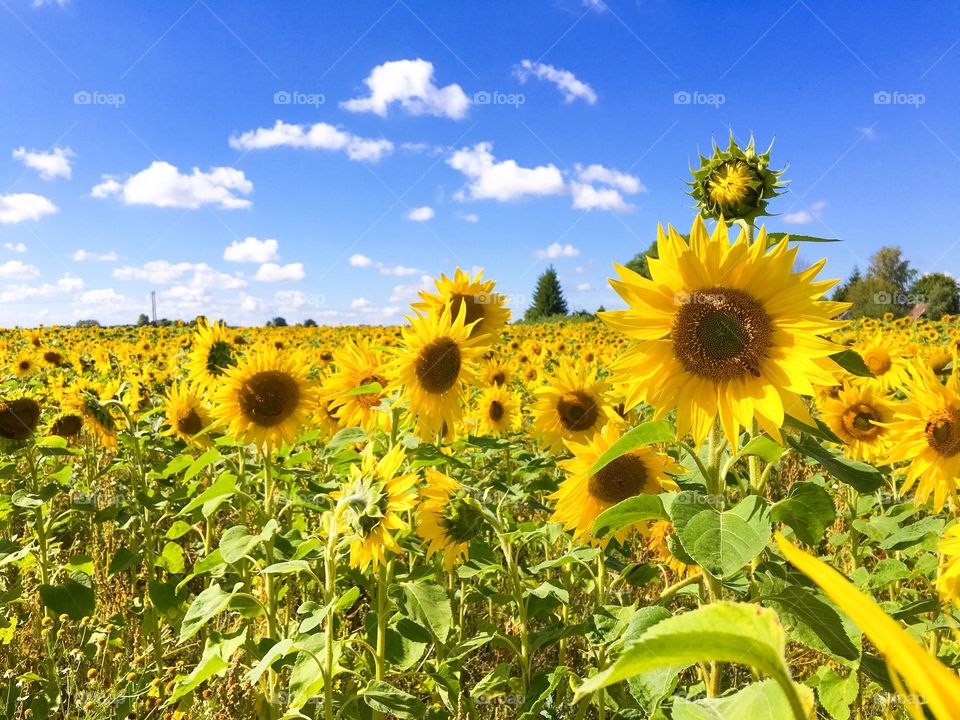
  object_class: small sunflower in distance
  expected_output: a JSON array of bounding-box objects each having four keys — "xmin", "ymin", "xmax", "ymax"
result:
[
  {"xmin": 389, "ymin": 305, "xmax": 482, "ymax": 440},
  {"xmin": 819, "ymin": 382, "xmax": 896, "ymax": 464},
  {"xmin": 474, "ymin": 385, "xmax": 521, "ymax": 437},
  {"xmin": 416, "ymin": 469, "xmax": 485, "ymax": 571},
  {"xmin": 936, "ymin": 524, "xmax": 960, "ymax": 607},
  {"xmin": 336, "ymin": 444, "xmax": 418, "ymax": 571},
  {"xmin": 855, "ymin": 331, "xmax": 910, "ymax": 392},
  {"xmin": 13, "ymin": 352, "xmax": 36, "ymax": 378},
  {"xmin": 550, "ymin": 425, "xmax": 682, "ymax": 545},
  {"xmin": 162, "ymin": 382, "xmax": 211, "ymax": 446},
  {"xmin": 885, "ymin": 363, "xmax": 960, "ymax": 511},
  {"xmin": 601, "ymin": 217, "xmax": 848, "ymax": 448},
  {"xmin": 413, "ymin": 268, "xmax": 510, "ymax": 341},
  {"xmin": 689, "ymin": 132, "xmax": 785, "ymax": 224},
  {"xmin": 212, "ymin": 347, "xmax": 318, "ymax": 449},
  {"xmin": 532, "ymin": 361, "xmax": 617, "ymax": 452},
  {"xmin": 187, "ymin": 319, "xmax": 238, "ymax": 390},
  {"xmin": 324, "ymin": 339, "xmax": 391, "ymax": 433}
]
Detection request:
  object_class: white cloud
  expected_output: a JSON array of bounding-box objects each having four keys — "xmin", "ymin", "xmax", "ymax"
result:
[
  {"xmin": 0, "ymin": 193, "xmax": 58, "ymax": 223},
  {"xmin": 536, "ymin": 243, "xmax": 580, "ymax": 260},
  {"xmin": 351, "ymin": 297, "xmax": 372, "ymax": 309},
  {"xmin": 784, "ymin": 200, "xmax": 827, "ymax": 225},
  {"xmin": 91, "ymin": 161, "xmax": 253, "ymax": 209},
  {"xmin": 390, "ymin": 274, "xmax": 434, "ymax": 303},
  {"xmin": 514, "ymin": 60, "xmax": 597, "ymax": 104},
  {"xmin": 575, "ymin": 164, "xmax": 644, "ymax": 194},
  {"xmin": 3, "ymin": 243, "xmax": 26, "ymax": 253},
  {"xmin": 224, "ymin": 237, "xmax": 279, "ymax": 263},
  {"xmin": 449, "ymin": 142, "xmax": 565, "ymax": 202},
  {"xmin": 342, "ymin": 59, "xmax": 470, "ymax": 120},
  {"xmin": 379, "ymin": 264, "xmax": 421, "ymax": 277},
  {"xmin": 575, "ymin": 282, "xmax": 592, "ymax": 292},
  {"xmin": 229, "ymin": 120, "xmax": 393, "ymax": 162},
  {"xmin": 457, "ymin": 212, "xmax": 479, "ymax": 223},
  {"xmin": 113, "ymin": 260, "xmax": 246, "ymax": 289},
  {"xmin": 0, "ymin": 260, "xmax": 40, "ymax": 279},
  {"xmin": 0, "ymin": 274, "xmax": 82, "ymax": 304},
  {"xmin": 255, "ymin": 262, "xmax": 305, "ymax": 282},
  {"xmin": 407, "ymin": 206, "xmax": 434, "ymax": 222},
  {"xmin": 570, "ymin": 182, "xmax": 633, "ymax": 212},
  {"xmin": 32, "ymin": 0, "xmax": 68, "ymax": 7},
  {"xmin": 13, "ymin": 146, "xmax": 75, "ymax": 180},
  {"xmin": 72, "ymin": 249, "xmax": 118, "ymax": 262},
  {"xmin": 350, "ymin": 253, "xmax": 374, "ymax": 268},
  {"xmin": 240, "ymin": 294, "xmax": 265, "ymax": 313},
  {"xmin": 80, "ymin": 288, "xmax": 127, "ymax": 305},
  {"xmin": 274, "ymin": 290, "xmax": 307, "ymax": 309}
]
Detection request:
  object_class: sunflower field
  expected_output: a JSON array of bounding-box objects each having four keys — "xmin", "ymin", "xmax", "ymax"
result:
[{"xmin": 3, "ymin": 137, "xmax": 960, "ymax": 720}]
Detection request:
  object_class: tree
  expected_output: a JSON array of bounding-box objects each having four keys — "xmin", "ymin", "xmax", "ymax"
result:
[
  {"xmin": 303, "ymin": 319, "xmax": 318, "ymax": 327},
  {"xmin": 267, "ymin": 316, "xmax": 288, "ymax": 328},
  {"xmin": 832, "ymin": 266, "xmax": 860, "ymax": 303},
  {"xmin": 137, "ymin": 313, "xmax": 150, "ymax": 326},
  {"xmin": 847, "ymin": 246, "xmax": 917, "ymax": 318},
  {"xmin": 524, "ymin": 266, "xmax": 568, "ymax": 322},
  {"xmin": 911, "ymin": 273, "xmax": 960, "ymax": 319},
  {"xmin": 625, "ymin": 240, "xmax": 660, "ymax": 279}
]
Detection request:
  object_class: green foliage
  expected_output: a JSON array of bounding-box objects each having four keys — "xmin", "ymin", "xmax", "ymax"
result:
[
  {"xmin": 911, "ymin": 272, "xmax": 960, "ymax": 318},
  {"xmin": 624, "ymin": 239, "xmax": 660, "ymax": 278},
  {"xmin": 524, "ymin": 265, "xmax": 568, "ymax": 321}
]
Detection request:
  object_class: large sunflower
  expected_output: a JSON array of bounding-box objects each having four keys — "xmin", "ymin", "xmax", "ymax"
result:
[
  {"xmin": 162, "ymin": 381, "xmax": 212, "ymax": 447},
  {"xmin": 187, "ymin": 319, "xmax": 238, "ymax": 390},
  {"xmin": 211, "ymin": 347, "xmax": 318, "ymax": 449},
  {"xmin": 413, "ymin": 268, "xmax": 510, "ymax": 341},
  {"xmin": 550, "ymin": 425, "xmax": 682, "ymax": 545},
  {"xmin": 389, "ymin": 306, "xmax": 482, "ymax": 440},
  {"xmin": 532, "ymin": 361, "xmax": 617, "ymax": 452},
  {"xmin": 415, "ymin": 469, "xmax": 485, "ymax": 571},
  {"xmin": 335, "ymin": 444, "xmax": 418, "ymax": 571},
  {"xmin": 819, "ymin": 382, "xmax": 896, "ymax": 464},
  {"xmin": 473, "ymin": 385, "xmax": 521, "ymax": 437},
  {"xmin": 601, "ymin": 217, "xmax": 847, "ymax": 447},
  {"xmin": 324, "ymin": 339, "xmax": 391, "ymax": 433},
  {"xmin": 885, "ymin": 363, "xmax": 960, "ymax": 511}
]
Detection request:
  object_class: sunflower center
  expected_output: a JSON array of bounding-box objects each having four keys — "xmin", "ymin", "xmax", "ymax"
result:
[
  {"xmin": 925, "ymin": 407, "xmax": 960, "ymax": 457},
  {"xmin": 557, "ymin": 391, "xmax": 600, "ymax": 431},
  {"xmin": 206, "ymin": 340, "xmax": 236, "ymax": 376},
  {"xmin": 0, "ymin": 398, "xmax": 41, "ymax": 441},
  {"xmin": 43, "ymin": 351, "xmax": 63, "ymax": 366},
  {"xmin": 488, "ymin": 400, "xmax": 505, "ymax": 422},
  {"xmin": 840, "ymin": 403, "xmax": 882, "ymax": 441},
  {"xmin": 588, "ymin": 453, "xmax": 650, "ymax": 505},
  {"xmin": 707, "ymin": 160, "xmax": 758, "ymax": 210},
  {"xmin": 356, "ymin": 374, "xmax": 387, "ymax": 409},
  {"xmin": 450, "ymin": 293, "xmax": 486, "ymax": 332},
  {"xmin": 177, "ymin": 408, "xmax": 204, "ymax": 436},
  {"xmin": 18, "ymin": 360, "xmax": 30, "ymax": 372},
  {"xmin": 415, "ymin": 338, "xmax": 462, "ymax": 394},
  {"xmin": 863, "ymin": 349, "xmax": 892, "ymax": 376},
  {"xmin": 491, "ymin": 370, "xmax": 506, "ymax": 386},
  {"xmin": 672, "ymin": 287, "xmax": 772, "ymax": 382},
  {"xmin": 50, "ymin": 413, "xmax": 83, "ymax": 438},
  {"xmin": 238, "ymin": 371, "xmax": 301, "ymax": 428}
]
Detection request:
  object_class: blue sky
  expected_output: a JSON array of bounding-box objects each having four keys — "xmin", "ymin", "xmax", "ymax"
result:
[{"xmin": 0, "ymin": 0, "xmax": 957, "ymax": 325}]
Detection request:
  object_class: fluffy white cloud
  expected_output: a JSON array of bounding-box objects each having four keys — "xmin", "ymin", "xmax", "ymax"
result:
[
  {"xmin": 92, "ymin": 161, "xmax": 253, "ymax": 209},
  {"xmin": 568, "ymin": 163, "xmax": 644, "ymax": 213},
  {"xmin": 449, "ymin": 142, "xmax": 565, "ymax": 202},
  {"xmin": 575, "ymin": 282, "xmax": 591, "ymax": 292},
  {"xmin": 114, "ymin": 260, "xmax": 246, "ymax": 289},
  {"xmin": 351, "ymin": 297, "xmax": 372, "ymax": 309},
  {"xmin": 379, "ymin": 264, "xmax": 421, "ymax": 277},
  {"xmin": 72, "ymin": 249, "xmax": 118, "ymax": 262},
  {"xmin": 406, "ymin": 206, "xmax": 434, "ymax": 222},
  {"xmin": 255, "ymin": 262, "xmax": 305, "ymax": 282},
  {"xmin": 514, "ymin": 60, "xmax": 597, "ymax": 104},
  {"xmin": 457, "ymin": 212, "xmax": 479, "ymax": 223},
  {"xmin": 229, "ymin": 120, "xmax": 393, "ymax": 162},
  {"xmin": 575, "ymin": 164, "xmax": 644, "ymax": 194},
  {"xmin": 0, "ymin": 260, "xmax": 40, "ymax": 279},
  {"xmin": 224, "ymin": 237, "xmax": 279, "ymax": 263},
  {"xmin": 13, "ymin": 146, "xmax": 74, "ymax": 180},
  {"xmin": 784, "ymin": 200, "xmax": 827, "ymax": 225},
  {"xmin": 0, "ymin": 193, "xmax": 58, "ymax": 223},
  {"xmin": 536, "ymin": 243, "xmax": 580, "ymax": 260},
  {"xmin": 570, "ymin": 182, "xmax": 633, "ymax": 212},
  {"xmin": 350, "ymin": 253, "xmax": 374, "ymax": 268},
  {"xmin": 3, "ymin": 243, "xmax": 26, "ymax": 253},
  {"xmin": 390, "ymin": 274, "xmax": 434, "ymax": 303},
  {"xmin": 342, "ymin": 59, "xmax": 470, "ymax": 119},
  {"xmin": 274, "ymin": 290, "xmax": 307, "ymax": 309},
  {"xmin": 80, "ymin": 288, "xmax": 128, "ymax": 305},
  {"xmin": 0, "ymin": 274, "xmax": 82, "ymax": 304}
]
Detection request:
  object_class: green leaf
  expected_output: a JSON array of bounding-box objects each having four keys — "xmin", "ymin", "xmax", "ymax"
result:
[
  {"xmin": 764, "ymin": 585, "xmax": 860, "ymax": 664},
  {"xmin": 771, "ymin": 481, "xmax": 836, "ymax": 545},
  {"xmin": 245, "ymin": 638, "xmax": 294, "ymax": 686},
  {"xmin": 156, "ymin": 542, "xmax": 185, "ymax": 575},
  {"xmin": 327, "ymin": 427, "xmax": 368, "ymax": 450},
  {"xmin": 588, "ymin": 420, "xmax": 674, "ymax": 476},
  {"xmin": 108, "ymin": 547, "xmax": 141, "ymax": 578},
  {"xmin": 740, "ymin": 435, "xmax": 784, "ymax": 463},
  {"xmin": 179, "ymin": 474, "xmax": 236, "ymax": 517},
  {"xmin": 65, "ymin": 555, "xmax": 93, "ymax": 576},
  {"xmin": 179, "ymin": 583, "xmax": 234, "ymax": 641},
  {"xmin": 262, "ymin": 560, "xmax": 311, "ymax": 576},
  {"xmin": 830, "ymin": 350, "xmax": 874, "ymax": 378},
  {"xmin": 39, "ymin": 573, "xmax": 95, "ymax": 620},
  {"xmin": 219, "ymin": 525, "xmax": 259, "ymax": 564},
  {"xmin": 786, "ymin": 434, "xmax": 884, "ymax": 493},
  {"xmin": 766, "ymin": 232, "xmax": 839, "ymax": 243},
  {"xmin": 395, "ymin": 579, "xmax": 452, "ymax": 644},
  {"xmin": 363, "ymin": 680, "xmax": 425, "ymax": 720},
  {"xmin": 344, "ymin": 381, "xmax": 383, "ymax": 396},
  {"xmin": 591, "ymin": 494, "xmax": 668, "ymax": 538},
  {"xmin": 678, "ymin": 496, "xmax": 771, "ymax": 579},
  {"xmin": 809, "ymin": 666, "xmax": 858, "ymax": 720},
  {"xmin": 673, "ymin": 679, "xmax": 814, "ymax": 720},
  {"xmin": 167, "ymin": 628, "xmax": 246, "ymax": 703}
]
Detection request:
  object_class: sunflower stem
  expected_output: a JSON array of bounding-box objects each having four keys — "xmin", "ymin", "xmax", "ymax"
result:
[
  {"xmin": 374, "ymin": 557, "xmax": 393, "ymax": 694},
  {"xmin": 595, "ymin": 553, "xmax": 608, "ymax": 720},
  {"xmin": 261, "ymin": 448, "xmax": 280, "ymax": 715},
  {"xmin": 323, "ymin": 505, "xmax": 343, "ymax": 720}
]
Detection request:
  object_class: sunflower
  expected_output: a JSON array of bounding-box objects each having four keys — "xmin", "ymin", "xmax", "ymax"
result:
[
  {"xmin": 324, "ymin": 339, "xmax": 392, "ymax": 433},
  {"xmin": 601, "ymin": 218, "xmax": 847, "ymax": 448},
  {"xmin": 162, "ymin": 381, "xmax": 212, "ymax": 446},
  {"xmin": 885, "ymin": 363, "xmax": 960, "ymax": 511},
  {"xmin": 646, "ymin": 520, "xmax": 695, "ymax": 577},
  {"xmin": 48, "ymin": 411, "xmax": 84, "ymax": 439},
  {"xmin": 473, "ymin": 385, "xmax": 521, "ymax": 437},
  {"xmin": 532, "ymin": 361, "xmax": 617, "ymax": 452},
  {"xmin": 187, "ymin": 319, "xmax": 238, "ymax": 390},
  {"xmin": 819, "ymin": 382, "xmax": 896, "ymax": 464},
  {"xmin": 13, "ymin": 352, "xmax": 37, "ymax": 378},
  {"xmin": 211, "ymin": 347, "xmax": 318, "ymax": 449},
  {"xmin": 389, "ymin": 306, "xmax": 482, "ymax": 440},
  {"xmin": 549, "ymin": 425, "xmax": 682, "ymax": 545},
  {"xmin": 335, "ymin": 444, "xmax": 418, "ymax": 571},
  {"xmin": 482, "ymin": 357, "xmax": 511, "ymax": 387},
  {"xmin": 855, "ymin": 331, "xmax": 910, "ymax": 392},
  {"xmin": 70, "ymin": 379, "xmax": 119, "ymax": 449},
  {"xmin": 415, "ymin": 469, "xmax": 485, "ymax": 571},
  {"xmin": 0, "ymin": 397, "xmax": 41, "ymax": 441},
  {"xmin": 936, "ymin": 524, "xmax": 960, "ymax": 607},
  {"xmin": 413, "ymin": 268, "xmax": 510, "ymax": 341}
]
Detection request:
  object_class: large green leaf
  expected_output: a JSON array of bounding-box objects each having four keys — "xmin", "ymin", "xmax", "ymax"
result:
[
  {"xmin": 678, "ymin": 496, "xmax": 771, "ymax": 579},
  {"xmin": 587, "ymin": 420, "xmax": 674, "ymax": 475},
  {"xmin": 771, "ymin": 481, "xmax": 836, "ymax": 545},
  {"xmin": 829, "ymin": 350, "xmax": 874, "ymax": 378},
  {"xmin": 673, "ymin": 679, "xmax": 814, "ymax": 719},
  {"xmin": 39, "ymin": 572, "xmax": 95, "ymax": 620},
  {"xmin": 167, "ymin": 629, "xmax": 246, "ymax": 703},
  {"xmin": 786, "ymin": 434, "xmax": 884, "ymax": 493},
  {"xmin": 591, "ymin": 494, "xmax": 668, "ymax": 538},
  {"xmin": 764, "ymin": 585, "xmax": 860, "ymax": 664},
  {"xmin": 179, "ymin": 583, "xmax": 234, "ymax": 641},
  {"xmin": 394, "ymin": 579, "xmax": 452, "ymax": 644},
  {"xmin": 363, "ymin": 680, "xmax": 425, "ymax": 719}
]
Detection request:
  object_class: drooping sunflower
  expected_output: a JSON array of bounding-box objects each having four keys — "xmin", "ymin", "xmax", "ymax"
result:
[
  {"xmin": 473, "ymin": 385, "xmax": 521, "ymax": 437},
  {"xmin": 162, "ymin": 381, "xmax": 212, "ymax": 447},
  {"xmin": 601, "ymin": 218, "xmax": 848, "ymax": 448},
  {"xmin": 415, "ymin": 468, "xmax": 485, "ymax": 571},
  {"xmin": 324, "ymin": 339, "xmax": 392, "ymax": 433},
  {"xmin": 884, "ymin": 363, "xmax": 960, "ymax": 512},
  {"xmin": 187, "ymin": 319, "xmax": 239, "ymax": 391},
  {"xmin": 70, "ymin": 379, "xmax": 119, "ymax": 449},
  {"xmin": 335, "ymin": 444, "xmax": 418, "ymax": 571},
  {"xmin": 550, "ymin": 425, "xmax": 682, "ymax": 545},
  {"xmin": 211, "ymin": 347, "xmax": 318, "ymax": 449},
  {"xmin": 389, "ymin": 306, "xmax": 482, "ymax": 440},
  {"xmin": 532, "ymin": 361, "xmax": 617, "ymax": 452},
  {"xmin": 936, "ymin": 524, "xmax": 960, "ymax": 607},
  {"xmin": 819, "ymin": 382, "xmax": 896, "ymax": 463},
  {"xmin": 413, "ymin": 268, "xmax": 511, "ymax": 341},
  {"xmin": 48, "ymin": 410, "xmax": 84, "ymax": 439},
  {"xmin": 0, "ymin": 397, "xmax": 41, "ymax": 441}
]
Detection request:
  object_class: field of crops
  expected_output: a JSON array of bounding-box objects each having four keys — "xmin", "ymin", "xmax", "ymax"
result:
[{"xmin": 4, "ymin": 147, "xmax": 960, "ymax": 720}]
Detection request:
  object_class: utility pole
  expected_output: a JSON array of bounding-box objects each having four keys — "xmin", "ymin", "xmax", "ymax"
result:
[{"xmin": 151, "ymin": 291, "xmax": 157, "ymax": 326}]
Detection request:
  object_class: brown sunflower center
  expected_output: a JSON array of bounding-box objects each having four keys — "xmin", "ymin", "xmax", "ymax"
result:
[
  {"xmin": 50, "ymin": 413, "xmax": 83, "ymax": 438},
  {"xmin": 238, "ymin": 371, "xmax": 301, "ymax": 428},
  {"xmin": 18, "ymin": 360, "xmax": 31, "ymax": 372},
  {"xmin": 863, "ymin": 348, "xmax": 892, "ymax": 376},
  {"xmin": 450, "ymin": 293, "xmax": 486, "ymax": 332},
  {"xmin": 490, "ymin": 370, "xmax": 506, "ymax": 386},
  {"xmin": 672, "ymin": 287, "xmax": 772, "ymax": 382},
  {"xmin": 925, "ymin": 407, "xmax": 960, "ymax": 457},
  {"xmin": 488, "ymin": 400, "xmax": 505, "ymax": 422},
  {"xmin": 356, "ymin": 374, "xmax": 387, "ymax": 408},
  {"xmin": 588, "ymin": 453, "xmax": 649, "ymax": 505},
  {"xmin": 177, "ymin": 408, "xmax": 204, "ymax": 436},
  {"xmin": 840, "ymin": 403, "xmax": 882, "ymax": 441},
  {"xmin": 415, "ymin": 338, "xmax": 462, "ymax": 394},
  {"xmin": 557, "ymin": 391, "xmax": 600, "ymax": 431},
  {"xmin": 0, "ymin": 398, "xmax": 41, "ymax": 440},
  {"xmin": 43, "ymin": 351, "xmax": 63, "ymax": 366}
]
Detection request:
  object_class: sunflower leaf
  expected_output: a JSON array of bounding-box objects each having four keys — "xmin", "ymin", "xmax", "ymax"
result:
[
  {"xmin": 830, "ymin": 349, "xmax": 874, "ymax": 377},
  {"xmin": 588, "ymin": 420, "xmax": 674, "ymax": 476},
  {"xmin": 592, "ymin": 494, "xmax": 668, "ymax": 538},
  {"xmin": 786, "ymin": 434, "xmax": 884, "ymax": 493}
]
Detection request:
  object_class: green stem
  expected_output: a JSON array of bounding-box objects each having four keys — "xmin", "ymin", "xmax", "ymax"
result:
[
  {"xmin": 261, "ymin": 449, "xmax": 280, "ymax": 716},
  {"xmin": 323, "ymin": 507, "xmax": 341, "ymax": 720},
  {"xmin": 373, "ymin": 557, "xmax": 394, "ymax": 720}
]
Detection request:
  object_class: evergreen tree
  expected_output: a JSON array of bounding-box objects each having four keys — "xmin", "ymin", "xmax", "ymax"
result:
[
  {"xmin": 832, "ymin": 266, "xmax": 860, "ymax": 303},
  {"xmin": 525, "ymin": 266, "xmax": 568, "ymax": 322}
]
